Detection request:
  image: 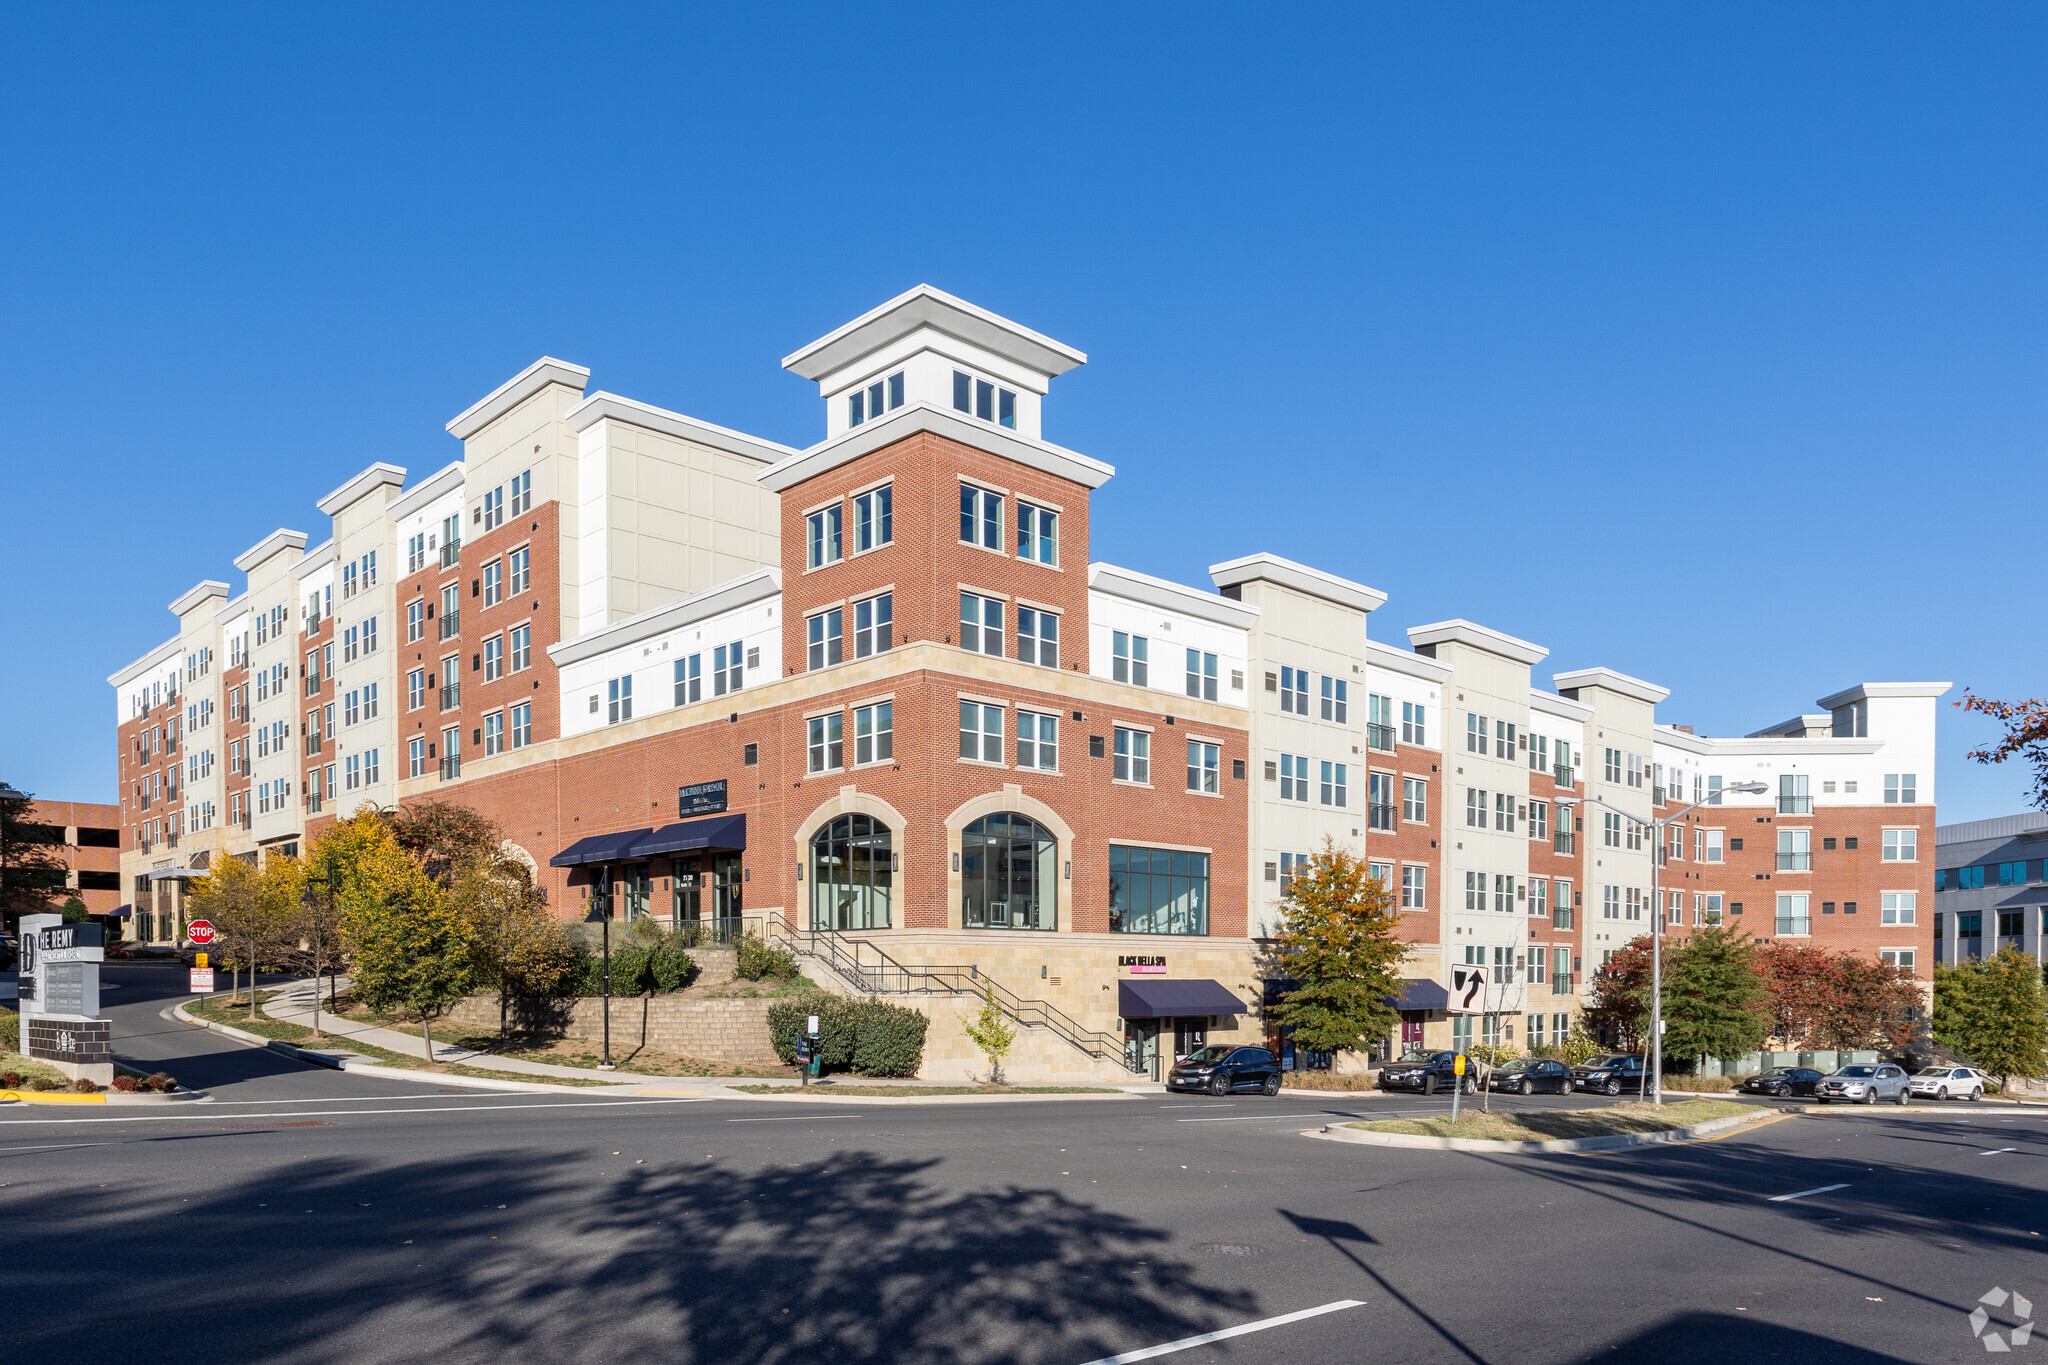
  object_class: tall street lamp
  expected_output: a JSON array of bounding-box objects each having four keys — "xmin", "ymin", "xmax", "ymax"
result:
[
  {"xmin": 583, "ymin": 866, "xmax": 614, "ymax": 1071},
  {"xmin": 301, "ymin": 855, "xmax": 336, "ymax": 1042},
  {"xmin": 1557, "ymin": 779, "xmax": 1768, "ymax": 1104}
]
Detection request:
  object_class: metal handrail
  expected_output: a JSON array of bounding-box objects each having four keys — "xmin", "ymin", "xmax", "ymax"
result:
[
  {"xmin": 769, "ymin": 921, "xmax": 1136, "ymax": 1068},
  {"xmin": 1366, "ymin": 722, "xmax": 1396, "ymax": 752}
]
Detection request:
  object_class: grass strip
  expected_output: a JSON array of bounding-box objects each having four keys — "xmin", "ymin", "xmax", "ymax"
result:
[
  {"xmin": 1349, "ymin": 1098, "xmax": 1756, "ymax": 1142},
  {"xmin": 337, "ymin": 1015, "xmax": 791, "ymax": 1079},
  {"xmin": 727, "ymin": 1083, "xmax": 1123, "ymax": 1096}
]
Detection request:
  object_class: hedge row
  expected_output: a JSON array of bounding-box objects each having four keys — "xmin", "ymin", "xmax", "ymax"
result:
[
  {"xmin": 567, "ymin": 933, "xmax": 696, "ymax": 996},
  {"xmin": 766, "ymin": 990, "xmax": 928, "ymax": 1078}
]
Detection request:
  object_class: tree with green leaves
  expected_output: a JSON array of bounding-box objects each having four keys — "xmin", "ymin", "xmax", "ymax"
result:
[
  {"xmin": 1264, "ymin": 841, "xmax": 1406, "ymax": 1057},
  {"xmin": 961, "ymin": 983, "xmax": 1016, "ymax": 1085},
  {"xmin": 448, "ymin": 858, "xmax": 575, "ymax": 1035},
  {"xmin": 336, "ymin": 817, "xmax": 470, "ymax": 1061},
  {"xmin": 1659, "ymin": 925, "xmax": 1770, "ymax": 1068},
  {"xmin": 0, "ymin": 786, "xmax": 69, "ymax": 929},
  {"xmin": 187, "ymin": 850, "xmax": 302, "ymax": 1018},
  {"xmin": 1935, "ymin": 946, "xmax": 2048, "ymax": 1091}
]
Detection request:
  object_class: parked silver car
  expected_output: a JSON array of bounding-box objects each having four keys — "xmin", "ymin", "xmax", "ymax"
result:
[
  {"xmin": 1909, "ymin": 1066, "xmax": 1988, "ymax": 1101},
  {"xmin": 1814, "ymin": 1063, "xmax": 1911, "ymax": 1105}
]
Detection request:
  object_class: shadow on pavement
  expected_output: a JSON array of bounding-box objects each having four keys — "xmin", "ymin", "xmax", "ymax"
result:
[{"xmin": 1602, "ymin": 1310, "xmax": 1919, "ymax": 1363}]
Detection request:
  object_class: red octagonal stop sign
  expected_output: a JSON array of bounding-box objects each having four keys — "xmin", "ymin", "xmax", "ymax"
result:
[{"xmin": 186, "ymin": 919, "xmax": 218, "ymax": 946}]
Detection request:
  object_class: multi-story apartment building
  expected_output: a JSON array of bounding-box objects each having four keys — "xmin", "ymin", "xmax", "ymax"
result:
[{"xmin": 107, "ymin": 285, "xmax": 1944, "ymax": 1079}]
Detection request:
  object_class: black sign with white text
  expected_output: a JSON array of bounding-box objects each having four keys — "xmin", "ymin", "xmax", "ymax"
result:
[{"xmin": 678, "ymin": 781, "xmax": 728, "ymax": 818}]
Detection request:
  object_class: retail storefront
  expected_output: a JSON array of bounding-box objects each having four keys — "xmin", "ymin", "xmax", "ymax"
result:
[
  {"xmin": 551, "ymin": 812, "xmax": 748, "ymax": 942},
  {"xmin": 1117, "ymin": 978, "xmax": 1248, "ymax": 1080}
]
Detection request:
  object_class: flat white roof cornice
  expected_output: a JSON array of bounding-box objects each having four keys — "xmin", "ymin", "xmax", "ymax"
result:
[
  {"xmin": 315, "ymin": 462, "xmax": 407, "ymax": 515},
  {"xmin": 757, "ymin": 402, "xmax": 1114, "ymax": 494},
  {"xmin": 1531, "ymin": 688, "xmax": 1595, "ymax": 722},
  {"xmin": 107, "ymin": 636, "xmax": 181, "ymax": 687},
  {"xmin": 1365, "ymin": 638, "xmax": 1452, "ymax": 684},
  {"xmin": 291, "ymin": 539, "xmax": 337, "ymax": 577},
  {"xmin": 1208, "ymin": 552, "xmax": 1387, "ymax": 615},
  {"xmin": 1816, "ymin": 681, "xmax": 1954, "ymax": 709},
  {"xmin": 387, "ymin": 462, "xmax": 466, "ymax": 521},
  {"xmin": 1089, "ymin": 563, "xmax": 1260, "ymax": 630},
  {"xmin": 446, "ymin": 357, "xmax": 591, "ymax": 440},
  {"xmin": 782, "ymin": 284, "xmax": 1086, "ymax": 382},
  {"xmin": 568, "ymin": 391, "xmax": 797, "ymax": 466},
  {"xmin": 168, "ymin": 581, "xmax": 229, "ymax": 617},
  {"xmin": 232, "ymin": 529, "xmax": 309, "ymax": 574},
  {"xmin": 547, "ymin": 568, "xmax": 783, "ymax": 668},
  {"xmin": 1553, "ymin": 665, "xmax": 1671, "ymax": 705},
  {"xmin": 1408, "ymin": 619, "xmax": 1550, "ymax": 667}
]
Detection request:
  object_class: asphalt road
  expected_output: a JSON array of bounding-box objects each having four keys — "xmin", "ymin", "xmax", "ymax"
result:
[{"xmin": 4, "ymin": 967, "xmax": 2043, "ymax": 1364}]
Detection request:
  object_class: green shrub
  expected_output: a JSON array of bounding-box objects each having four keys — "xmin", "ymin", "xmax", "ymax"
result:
[
  {"xmin": 566, "ymin": 927, "xmax": 697, "ymax": 995},
  {"xmin": 735, "ymin": 933, "xmax": 798, "ymax": 982},
  {"xmin": 768, "ymin": 990, "xmax": 851, "ymax": 1068},
  {"xmin": 0, "ymin": 1010, "xmax": 17, "ymax": 1053},
  {"xmin": 649, "ymin": 940, "xmax": 696, "ymax": 993},
  {"xmin": 767, "ymin": 991, "xmax": 926, "ymax": 1076},
  {"xmin": 851, "ymin": 997, "xmax": 928, "ymax": 1077},
  {"xmin": 25, "ymin": 1076, "xmax": 60, "ymax": 1092}
]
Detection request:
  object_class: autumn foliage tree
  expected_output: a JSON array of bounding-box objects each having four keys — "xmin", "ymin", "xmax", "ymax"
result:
[
  {"xmin": 1583, "ymin": 936, "xmax": 1655, "ymax": 1049},
  {"xmin": 331, "ymin": 813, "xmax": 470, "ymax": 1060},
  {"xmin": 1264, "ymin": 842, "xmax": 1407, "ymax": 1057},
  {"xmin": 186, "ymin": 852, "xmax": 302, "ymax": 1018},
  {"xmin": 447, "ymin": 857, "xmax": 575, "ymax": 1036},
  {"xmin": 1958, "ymin": 691, "xmax": 2048, "ymax": 810},
  {"xmin": 1753, "ymin": 941, "xmax": 1920, "ymax": 1052}
]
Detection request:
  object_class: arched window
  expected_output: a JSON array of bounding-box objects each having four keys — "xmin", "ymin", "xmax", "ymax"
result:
[
  {"xmin": 961, "ymin": 813, "xmax": 1057, "ymax": 931},
  {"xmin": 810, "ymin": 814, "xmax": 892, "ymax": 930}
]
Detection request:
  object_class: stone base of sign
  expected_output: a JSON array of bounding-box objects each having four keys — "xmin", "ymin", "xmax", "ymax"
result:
[{"xmin": 26, "ymin": 1017, "xmax": 115, "ymax": 1086}]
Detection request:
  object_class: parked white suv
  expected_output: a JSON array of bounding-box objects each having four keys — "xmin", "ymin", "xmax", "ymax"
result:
[
  {"xmin": 1909, "ymin": 1066, "xmax": 1988, "ymax": 1101},
  {"xmin": 1815, "ymin": 1064, "xmax": 1911, "ymax": 1105}
]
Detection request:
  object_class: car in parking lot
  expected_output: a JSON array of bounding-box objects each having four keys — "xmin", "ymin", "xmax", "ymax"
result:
[
  {"xmin": 1376, "ymin": 1050, "xmax": 1476, "ymax": 1096},
  {"xmin": 1572, "ymin": 1054, "xmax": 1648, "ymax": 1096},
  {"xmin": 1738, "ymin": 1067, "xmax": 1824, "ymax": 1099},
  {"xmin": 1909, "ymin": 1066, "xmax": 1988, "ymax": 1101},
  {"xmin": 1166, "ymin": 1045, "xmax": 1282, "ymax": 1096},
  {"xmin": 1488, "ymin": 1057, "xmax": 1573, "ymax": 1095},
  {"xmin": 1815, "ymin": 1063, "xmax": 1911, "ymax": 1104}
]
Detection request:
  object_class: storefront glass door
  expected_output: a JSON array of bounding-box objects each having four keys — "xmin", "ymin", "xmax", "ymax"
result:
[{"xmin": 1124, "ymin": 1020, "xmax": 1160, "ymax": 1079}]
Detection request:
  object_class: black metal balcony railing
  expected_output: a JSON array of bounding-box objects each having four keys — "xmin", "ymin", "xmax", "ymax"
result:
[
  {"xmin": 440, "ymin": 541, "xmax": 461, "ymax": 569},
  {"xmin": 1779, "ymin": 795, "xmax": 1812, "ymax": 815},
  {"xmin": 1778, "ymin": 852, "xmax": 1812, "ymax": 872},
  {"xmin": 1653, "ymin": 785, "xmax": 1665, "ymax": 806},
  {"xmin": 1553, "ymin": 764, "xmax": 1572, "ymax": 787},
  {"xmin": 1551, "ymin": 973, "xmax": 1576, "ymax": 995},
  {"xmin": 1366, "ymin": 722, "xmax": 1396, "ymax": 752},
  {"xmin": 440, "ymin": 756, "xmax": 462, "ymax": 781},
  {"xmin": 440, "ymin": 683, "xmax": 461, "ymax": 710},
  {"xmin": 1367, "ymin": 802, "xmax": 1398, "ymax": 832},
  {"xmin": 440, "ymin": 610, "xmax": 461, "ymax": 640}
]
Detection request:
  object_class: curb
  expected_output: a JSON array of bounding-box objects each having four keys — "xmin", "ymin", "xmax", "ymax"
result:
[
  {"xmin": 727, "ymin": 1088, "xmax": 1137, "ymax": 1105},
  {"xmin": 0, "ymin": 1091, "xmax": 106, "ymax": 1105},
  {"xmin": 1307, "ymin": 1109, "xmax": 1778, "ymax": 1153}
]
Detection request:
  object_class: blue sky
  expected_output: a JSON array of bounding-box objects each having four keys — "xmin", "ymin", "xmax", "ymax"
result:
[{"xmin": 2, "ymin": 7, "xmax": 2041, "ymax": 820}]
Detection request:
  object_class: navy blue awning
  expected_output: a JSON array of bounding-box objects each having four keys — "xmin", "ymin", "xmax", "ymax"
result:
[
  {"xmin": 550, "ymin": 827, "xmax": 653, "ymax": 868},
  {"xmin": 1392, "ymin": 978, "xmax": 1449, "ymax": 1012},
  {"xmin": 630, "ymin": 813, "xmax": 746, "ymax": 859},
  {"xmin": 1118, "ymin": 979, "xmax": 1247, "ymax": 1019},
  {"xmin": 107, "ymin": 904, "xmax": 133, "ymax": 919}
]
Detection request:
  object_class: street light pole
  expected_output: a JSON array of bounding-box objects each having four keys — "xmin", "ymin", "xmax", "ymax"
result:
[{"xmin": 585, "ymin": 867, "xmax": 614, "ymax": 1070}]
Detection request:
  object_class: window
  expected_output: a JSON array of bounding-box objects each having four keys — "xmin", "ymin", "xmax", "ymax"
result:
[
  {"xmin": 1279, "ymin": 667, "xmax": 1309, "ymax": 715},
  {"xmin": 607, "ymin": 676, "xmax": 633, "ymax": 724},
  {"xmin": 847, "ymin": 373, "xmax": 905, "ymax": 428},
  {"xmin": 1625, "ymin": 818, "xmax": 1643, "ymax": 852},
  {"xmin": 1777, "ymin": 828, "xmax": 1811, "ymax": 872},
  {"xmin": 1404, "ymin": 777, "xmax": 1427, "ymax": 822},
  {"xmin": 510, "ymin": 702, "xmax": 531, "ymax": 749},
  {"xmin": 807, "ymin": 505, "xmax": 843, "ymax": 569},
  {"xmin": 1528, "ymin": 733, "xmax": 1549, "ymax": 773},
  {"xmin": 847, "ymin": 484, "xmax": 893, "ymax": 554},
  {"xmin": 341, "ymin": 561, "xmax": 357, "ymax": 600},
  {"xmin": 811, "ymin": 813, "xmax": 893, "ymax": 930},
  {"xmin": 341, "ymin": 625, "xmax": 358, "ymax": 664},
  {"xmin": 509, "ymin": 624, "xmax": 530, "ymax": 672},
  {"xmin": 1701, "ymin": 829, "xmax": 1724, "ymax": 863},
  {"xmin": 953, "ymin": 370, "xmax": 1018, "ymax": 430},
  {"xmin": 1189, "ymin": 741, "xmax": 1220, "ymax": 793},
  {"xmin": 1626, "ymin": 887, "xmax": 1645, "ymax": 921},
  {"xmin": 483, "ymin": 635, "xmax": 503, "ymax": 681},
  {"xmin": 1114, "ymin": 727, "xmax": 1150, "ymax": 783},
  {"xmin": 1603, "ymin": 812, "xmax": 1621, "ymax": 848},
  {"xmin": 1187, "ymin": 650, "xmax": 1218, "ymax": 701},
  {"xmin": 1554, "ymin": 881, "xmax": 1575, "ymax": 929},
  {"xmin": 343, "ymin": 754, "xmax": 360, "ymax": 791},
  {"xmin": 407, "ymin": 601, "xmax": 425, "ymax": 643},
  {"xmin": 407, "ymin": 533, "xmax": 427, "ymax": 575},
  {"xmin": 959, "ymin": 701, "xmax": 1003, "ymax": 763},
  {"xmin": 1279, "ymin": 754, "xmax": 1311, "ymax": 802},
  {"xmin": 1626, "ymin": 752, "xmax": 1644, "ymax": 788},
  {"xmin": 1880, "ymin": 948, "xmax": 1916, "ymax": 973},
  {"xmin": 674, "ymin": 654, "xmax": 701, "ymax": 706},
  {"xmin": 484, "ymin": 712, "xmax": 504, "ymax": 756},
  {"xmin": 1529, "ymin": 878, "xmax": 1549, "ymax": 918},
  {"xmin": 1668, "ymin": 890, "xmax": 1686, "ymax": 925},
  {"xmin": 845, "ymin": 593, "xmax": 893, "ymax": 659},
  {"xmin": 1884, "ymin": 773, "xmax": 1917, "ymax": 804},
  {"xmin": 441, "ymin": 582, "xmax": 460, "ymax": 637},
  {"xmin": 482, "ymin": 560, "xmax": 502, "ymax": 607},
  {"xmin": 808, "ymin": 713, "xmax": 844, "ymax": 773},
  {"xmin": 1776, "ymin": 892, "xmax": 1811, "ymax": 937},
  {"xmin": 1401, "ymin": 865, "xmax": 1426, "ymax": 909},
  {"xmin": 808, "ymin": 608, "xmax": 844, "ymax": 669},
  {"xmin": 362, "ymin": 616, "xmax": 377, "ymax": 654},
  {"xmin": 1604, "ymin": 748, "xmax": 1622, "ymax": 784},
  {"xmin": 441, "ymin": 725, "xmax": 461, "ymax": 779},
  {"xmin": 1018, "ymin": 608, "xmax": 1059, "ymax": 668},
  {"xmin": 1778, "ymin": 773, "xmax": 1811, "ymax": 815},
  {"xmin": 1529, "ymin": 800, "xmax": 1548, "ymax": 842},
  {"xmin": 1883, "ymin": 829, "xmax": 1918, "ymax": 862},
  {"xmin": 713, "ymin": 641, "xmax": 743, "ymax": 695},
  {"xmin": 1466, "ymin": 787, "xmax": 1487, "ymax": 828},
  {"xmin": 1323, "ymin": 678, "xmax": 1352, "ymax": 724},
  {"xmin": 1018, "ymin": 711, "xmax": 1059, "ymax": 770},
  {"xmin": 1495, "ymin": 792, "xmax": 1517, "ymax": 834},
  {"xmin": 408, "ymin": 736, "xmax": 427, "ymax": 778},
  {"xmin": 1697, "ymin": 894, "xmax": 1724, "ymax": 926},
  {"xmin": 959, "ymin": 593, "xmax": 1003, "ymax": 656},
  {"xmin": 481, "ymin": 484, "xmax": 504, "ymax": 531},
  {"xmin": 1603, "ymin": 884, "xmax": 1621, "ymax": 920},
  {"xmin": 1102, "ymin": 845, "xmax": 1209, "ymax": 935},
  {"xmin": 441, "ymin": 513, "xmax": 461, "ymax": 566},
  {"xmin": 1495, "ymin": 875, "xmax": 1517, "ymax": 914},
  {"xmin": 342, "ymin": 689, "xmax": 360, "ymax": 728},
  {"xmin": 1402, "ymin": 701, "xmax": 1427, "ymax": 746},
  {"xmin": 1467, "ymin": 713, "xmax": 1489, "ymax": 754},
  {"xmin": 509, "ymin": 469, "xmax": 531, "ymax": 516},
  {"xmin": 509, "ymin": 547, "xmax": 529, "ymax": 596},
  {"xmin": 854, "ymin": 702, "xmax": 893, "ymax": 765},
  {"xmin": 1017, "ymin": 501, "xmax": 1057, "ymax": 564},
  {"xmin": 1667, "ymin": 822, "xmax": 1683, "ymax": 860},
  {"xmin": 1113, "ymin": 632, "xmax": 1149, "ymax": 686},
  {"xmin": 1496, "ymin": 720, "xmax": 1518, "ymax": 760},
  {"xmin": 1881, "ymin": 891, "xmax": 1917, "ymax": 926},
  {"xmin": 1554, "ymin": 740, "xmax": 1573, "ymax": 784},
  {"xmin": 408, "ymin": 668, "xmax": 426, "ymax": 711},
  {"xmin": 959, "ymin": 483, "xmax": 1003, "ymax": 549},
  {"xmin": 961, "ymin": 813, "xmax": 1055, "ymax": 929}
]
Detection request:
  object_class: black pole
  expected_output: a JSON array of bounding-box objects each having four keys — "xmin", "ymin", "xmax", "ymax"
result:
[{"xmin": 600, "ymin": 866, "xmax": 613, "ymax": 1070}]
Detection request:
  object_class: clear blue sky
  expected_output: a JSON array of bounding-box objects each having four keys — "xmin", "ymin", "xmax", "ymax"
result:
[{"xmin": 2, "ymin": 7, "xmax": 2041, "ymax": 821}]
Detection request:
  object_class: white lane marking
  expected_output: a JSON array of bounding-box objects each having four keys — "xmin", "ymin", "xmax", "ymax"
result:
[
  {"xmin": 1175, "ymin": 1114, "xmax": 1339, "ymax": 1124},
  {"xmin": 0, "ymin": 1143, "xmax": 118, "ymax": 1153},
  {"xmin": 1982, "ymin": 1148, "xmax": 2019, "ymax": 1156},
  {"xmin": 1157, "ymin": 1105, "xmax": 1231, "ymax": 1110},
  {"xmin": 1078, "ymin": 1299, "xmax": 1366, "ymax": 1365},
  {"xmin": 0, "ymin": 1098, "xmax": 712, "ymax": 1125},
  {"xmin": 1768, "ymin": 1183, "xmax": 1851, "ymax": 1202},
  {"xmin": 725, "ymin": 1114, "xmax": 864, "ymax": 1123}
]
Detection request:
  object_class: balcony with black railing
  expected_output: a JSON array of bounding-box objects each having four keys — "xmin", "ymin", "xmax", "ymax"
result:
[
  {"xmin": 1366, "ymin": 722, "xmax": 1396, "ymax": 752},
  {"xmin": 439, "ymin": 755, "xmax": 462, "ymax": 781},
  {"xmin": 1553, "ymin": 763, "xmax": 1572, "ymax": 787},
  {"xmin": 439, "ymin": 610, "xmax": 461, "ymax": 640},
  {"xmin": 1778, "ymin": 795, "xmax": 1812, "ymax": 815},
  {"xmin": 1367, "ymin": 802, "xmax": 1398, "ymax": 832},
  {"xmin": 439, "ymin": 683, "xmax": 461, "ymax": 711},
  {"xmin": 440, "ymin": 541, "xmax": 461, "ymax": 570}
]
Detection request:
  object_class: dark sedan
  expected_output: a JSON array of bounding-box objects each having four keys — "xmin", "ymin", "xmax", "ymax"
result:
[
  {"xmin": 1489, "ymin": 1057, "xmax": 1573, "ymax": 1095},
  {"xmin": 1572, "ymin": 1054, "xmax": 1648, "ymax": 1096},
  {"xmin": 1166, "ymin": 1045, "xmax": 1282, "ymax": 1096},
  {"xmin": 1377, "ymin": 1050, "xmax": 1476, "ymax": 1095},
  {"xmin": 1739, "ymin": 1067, "xmax": 1822, "ymax": 1099}
]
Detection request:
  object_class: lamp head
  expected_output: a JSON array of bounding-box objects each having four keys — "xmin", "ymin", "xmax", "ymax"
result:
[{"xmin": 1724, "ymin": 781, "xmax": 1770, "ymax": 795}]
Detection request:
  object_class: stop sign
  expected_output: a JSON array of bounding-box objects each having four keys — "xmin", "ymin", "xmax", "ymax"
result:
[{"xmin": 186, "ymin": 920, "xmax": 218, "ymax": 946}]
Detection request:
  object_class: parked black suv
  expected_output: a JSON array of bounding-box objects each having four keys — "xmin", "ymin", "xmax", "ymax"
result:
[
  {"xmin": 1377, "ymin": 1050, "xmax": 1477, "ymax": 1096},
  {"xmin": 1166, "ymin": 1045, "xmax": 1282, "ymax": 1096},
  {"xmin": 1571, "ymin": 1054, "xmax": 1648, "ymax": 1096},
  {"xmin": 1739, "ymin": 1067, "xmax": 1823, "ymax": 1099}
]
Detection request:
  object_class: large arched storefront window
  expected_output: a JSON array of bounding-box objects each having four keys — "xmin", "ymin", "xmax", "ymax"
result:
[
  {"xmin": 961, "ymin": 813, "xmax": 1057, "ymax": 930},
  {"xmin": 810, "ymin": 814, "xmax": 893, "ymax": 930}
]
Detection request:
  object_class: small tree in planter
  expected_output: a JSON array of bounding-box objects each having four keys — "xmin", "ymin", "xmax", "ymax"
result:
[{"xmin": 962, "ymin": 984, "xmax": 1016, "ymax": 1085}]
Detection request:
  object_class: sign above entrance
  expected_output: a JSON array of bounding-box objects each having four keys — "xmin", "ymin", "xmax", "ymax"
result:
[
  {"xmin": 678, "ymin": 781, "xmax": 728, "ymax": 819},
  {"xmin": 1119, "ymin": 954, "xmax": 1166, "ymax": 974}
]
